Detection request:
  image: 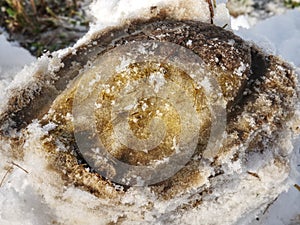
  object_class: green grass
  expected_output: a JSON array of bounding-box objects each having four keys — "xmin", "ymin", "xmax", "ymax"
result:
[
  {"xmin": 0, "ymin": 0, "xmax": 90, "ymax": 57},
  {"xmin": 284, "ymin": 0, "xmax": 300, "ymax": 8}
]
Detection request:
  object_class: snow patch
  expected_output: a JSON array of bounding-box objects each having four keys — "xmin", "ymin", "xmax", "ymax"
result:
[{"xmin": 235, "ymin": 9, "xmax": 300, "ymax": 67}]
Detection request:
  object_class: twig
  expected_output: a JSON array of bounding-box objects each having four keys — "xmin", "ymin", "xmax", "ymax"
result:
[
  {"xmin": 30, "ymin": 0, "xmax": 37, "ymax": 15},
  {"xmin": 0, "ymin": 162, "xmax": 29, "ymax": 188},
  {"xmin": 206, "ymin": 0, "xmax": 215, "ymax": 24},
  {"xmin": 0, "ymin": 166, "xmax": 13, "ymax": 188},
  {"xmin": 10, "ymin": 161, "xmax": 29, "ymax": 174},
  {"xmin": 263, "ymin": 196, "xmax": 278, "ymax": 215},
  {"xmin": 222, "ymin": 23, "xmax": 228, "ymax": 29},
  {"xmin": 294, "ymin": 184, "xmax": 300, "ymax": 192},
  {"xmin": 12, "ymin": 0, "xmax": 32, "ymax": 26},
  {"xmin": 247, "ymin": 171, "xmax": 261, "ymax": 180}
]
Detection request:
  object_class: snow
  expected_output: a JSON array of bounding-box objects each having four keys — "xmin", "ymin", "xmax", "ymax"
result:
[
  {"xmin": 231, "ymin": 10, "xmax": 300, "ymax": 225},
  {"xmin": 234, "ymin": 9, "xmax": 300, "ymax": 67},
  {"xmin": 0, "ymin": 1, "xmax": 300, "ymax": 225},
  {"xmin": 213, "ymin": 3, "xmax": 231, "ymax": 27},
  {"xmin": 233, "ymin": 62, "xmax": 245, "ymax": 77},
  {"xmin": 89, "ymin": 0, "xmax": 211, "ymax": 29},
  {"xmin": 75, "ymin": 0, "xmax": 215, "ymax": 47},
  {"xmin": 0, "ymin": 33, "xmax": 35, "ymax": 97},
  {"xmin": 231, "ymin": 15, "xmax": 250, "ymax": 30},
  {"xmin": 149, "ymin": 69, "xmax": 166, "ymax": 94},
  {"xmin": 186, "ymin": 39, "xmax": 193, "ymax": 47},
  {"xmin": 0, "ymin": 34, "xmax": 35, "ymax": 80}
]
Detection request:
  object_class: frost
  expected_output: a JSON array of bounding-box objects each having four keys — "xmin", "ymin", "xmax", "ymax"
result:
[
  {"xmin": 65, "ymin": 113, "xmax": 73, "ymax": 122},
  {"xmin": 55, "ymin": 139, "xmax": 68, "ymax": 152},
  {"xmin": 95, "ymin": 103, "xmax": 102, "ymax": 109},
  {"xmin": 149, "ymin": 70, "xmax": 166, "ymax": 93},
  {"xmin": 42, "ymin": 122, "xmax": 57, "ymax": 133},
  {"xmin": 47, "ymin": 52, "xmax": 65, "ymax": 73},
  {"xmin": 186, "ymin": 40, "xmax": 193, "ymax": 47},
  {"xmin": 228, "ymin": 39, "xmax": 235, "ymax": 46},
  {"xmin": 234, "ymin": 62, "xmax": 247, "ymax": 76},
  {"xmin": 115, "ymin": 57, "xmax": 132, "ymax": 73},
  {"xmin": 141, "ymin": 102, "xmax": 148, "ymax": 111},
  {"xmin": 200, "ymin": 77, "xmax": 212, "ymax": 93},
  {"xmin": 171, "ymin": 137, "xmax": 180, "ymax": 153},
  {"xmin": 137, "ymin": 45, "xmax": 148, "ymax": 54},
  {"xmin": 156, "ymin": 110, "xmax": 163, "ymax": 117}
]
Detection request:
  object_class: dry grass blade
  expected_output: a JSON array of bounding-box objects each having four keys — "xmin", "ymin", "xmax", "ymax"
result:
[
  {"xmin": 0, "ymin": 166, "xmax": 13, "ymax": 188},
  {"xmin": 0, "ymin": 162, "xmax": 29, "ymax": 188},
  {"xmin": 263, "ymin": 197, "xmax": 278, "ymax": 215},
  {"xmin": 247, "ymin": 171, "xmax": 261, "ymax": 180},
  {"xmin": 206, "ymin": 0, "xmax": 215, "ymax": 24},
  {"xmin": 30, "ymin": 0, "xmax": 37, "ymax": 15},
  {"xmin": 10, "ymin": 161, "xmax": 29, "ymax": 174}
]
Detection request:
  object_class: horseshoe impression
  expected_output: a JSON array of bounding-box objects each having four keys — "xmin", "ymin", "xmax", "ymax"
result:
[{"xmin": 0, "ymin": 3, "xmax": 299, "ymax": 225}]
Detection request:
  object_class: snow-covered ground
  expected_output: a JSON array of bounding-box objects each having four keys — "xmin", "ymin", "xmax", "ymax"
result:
[
  {"xmin": 233, "ymin": 9, "xmax": 300, "ymax": 68},
  {"xmin": 232, "ymin": 9, "xmax": 300, "ymax": 225},
  {"xmin": 0, "ymin": 33, "xmax": 35, "ymax": 92},
  {"xmin": 0, "ymin": 1, "xmax": 299, "ymax": 225}
]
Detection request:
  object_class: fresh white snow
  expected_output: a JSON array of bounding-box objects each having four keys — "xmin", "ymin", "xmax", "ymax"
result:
[
  {"xmin": 232, "ymin": 9, "xmax": 300, "ymax": 225},
  {"xmin": 0, "ymin": 34, "xmax": 35, "ymax": 80},
  {"xmin": 234, "ymin": 9, "xmax": 300, "ymax": 67},
  {"xmin": 0, "ymin": 33, "xmax": 35, "ymax": 100}
]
